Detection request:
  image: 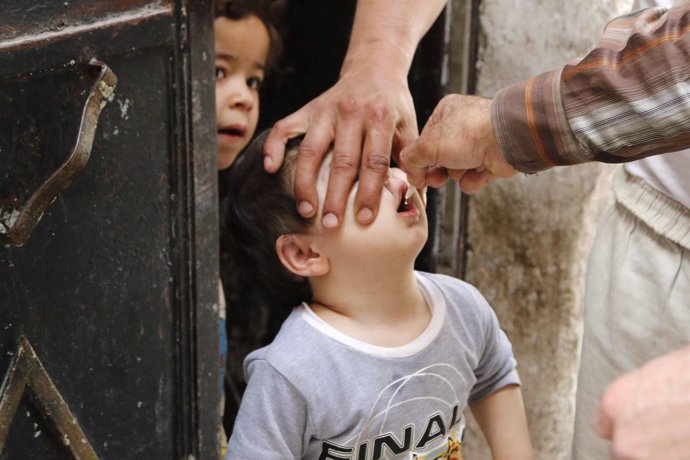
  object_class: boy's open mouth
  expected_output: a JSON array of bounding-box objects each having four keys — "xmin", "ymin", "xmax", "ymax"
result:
[{"xmin": 397, "ymin": 185, "xmax": 414, "ymax": 213}]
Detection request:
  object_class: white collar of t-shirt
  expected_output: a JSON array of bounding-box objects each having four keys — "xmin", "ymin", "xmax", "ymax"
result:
[{"xmin": 299, "ymin": 273, "xmax": 446, "ymax": 358}]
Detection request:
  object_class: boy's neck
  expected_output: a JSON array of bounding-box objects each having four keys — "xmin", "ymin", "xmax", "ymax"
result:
[{"xmin": 308, "ymin": 264, "xmax": 431, "ymax": 347}]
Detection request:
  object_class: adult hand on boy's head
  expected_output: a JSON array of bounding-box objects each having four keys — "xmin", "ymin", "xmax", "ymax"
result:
[
  {"xmin": 263, "ymin": 57, "xmax": 418, "ymax": 229},
  {"xmin": 595, "ymin": 345, "xmax": 690, "ymax": 460},
  {"xmin": 398, "ymin": 94, "xmax": 517, "ymax": 194},
  {"xmin": 263, "ymin": 0, "xmax": 449, "ymax": 228}
]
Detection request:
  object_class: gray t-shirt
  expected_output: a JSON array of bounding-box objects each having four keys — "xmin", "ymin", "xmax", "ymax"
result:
[{"xmin": 226, "ymin": 271, "xmax": 519, "ymax": 459}]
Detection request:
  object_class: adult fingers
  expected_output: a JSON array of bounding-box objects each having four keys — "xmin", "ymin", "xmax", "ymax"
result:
[
  {"xmin": 596, "ymin": 407, "xmax": 614, "ymax": 442},
  {"xmin": 263, "ymin": 110, "xmax": 309, "ymax": 173},
  {"xmin": 447, "ymin": 168, "xmax": 467, "ymax": 182},
  {"xmin": 353, "ymin": 106, "xmax": 396, "ymax": 224},
  {"xmin": 321, "ymin": 112, "xmax": 364, "ymax": 229},
  {"xmin": 458, "ymin": 169, "xmax": 490, "ymax": 194},
  {"xmin": 293, "ymin": 117, "xmax": 335, "ymax": 218},
  {"xmin": 425, "ymin": 166, "xmax": 450, "ymax": 188},
  {"xmin": 390, "ymin": 105, "xmax": 419, "ymax": 162},
  {"xmin": 398, "ymin": 134, "xmax": 439, "ymax": 189},
  {"xmin": 595, "ymin": 373, "xmax": 633, "ymax": 441}
]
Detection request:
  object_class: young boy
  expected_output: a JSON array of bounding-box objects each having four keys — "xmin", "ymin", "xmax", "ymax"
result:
[{"xmin": 222, "ymin": 130, "xmax": 534, "ymax": 459}]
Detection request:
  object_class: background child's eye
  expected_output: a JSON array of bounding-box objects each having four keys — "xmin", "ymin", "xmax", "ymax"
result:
[
  {"xmin": 215, "ymin": 67, "xmax": 226, "ymax": 80},
  {"xmin": 247, "ymin": 76, "xmax": 263, "ymax": 90}
]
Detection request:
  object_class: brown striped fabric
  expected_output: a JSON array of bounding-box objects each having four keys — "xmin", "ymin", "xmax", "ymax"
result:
[{"xmin": 493, "ymin": 1, "xmax": 690, "ymax": 173}]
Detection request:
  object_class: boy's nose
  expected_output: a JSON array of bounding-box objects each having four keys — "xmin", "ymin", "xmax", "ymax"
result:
[
  {"xmin": 390, "ymin": 167, "xmax": 409, "ymax": 184},
  {"xmin": 384, "ymin": 167, "xmax": 409, "ymax": 195}
]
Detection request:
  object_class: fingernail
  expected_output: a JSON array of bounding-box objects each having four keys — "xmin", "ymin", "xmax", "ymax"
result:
[
  {"xmin": 322, "ymin": 213, "xmax": 338, "ymax": 229},
  {"xmin": 357, "ymin": 208, "xmax": 374, "ymax": 224},
  {"xmin": 298, "ymin": 201, "xmax": 314, "ymax": 216}
]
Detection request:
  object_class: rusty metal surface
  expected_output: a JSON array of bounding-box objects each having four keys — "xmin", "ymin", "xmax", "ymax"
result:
[
  {"xmin": 0, "ymin": 1, "xmax": 172, "ymax": 42},
  {"xmin": 0, "ymin": 337, "xmax": 98, "ymax": 459},
  {"xmin": 0, "ymin": 5, "xmax": 173, "ymax": 81},
  {"xmin": 0, "ymin": 0, "xmax": 218, "ymax": 458},
  {"xmin": 173, "ymin": 1, "xmax": 221, "ymax": 457},
  {"xmin": 0, "ymin": 59, "xmax": 117, "ymax": 246},
  {"xmin": 1, "ymin": 48, "xmax": 181, "ymax": 458}
]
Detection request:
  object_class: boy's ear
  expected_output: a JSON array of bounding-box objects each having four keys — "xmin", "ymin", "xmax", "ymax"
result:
[{"xmin": 275, "ymin": 234, "xmax": 329, "ymax": 277}]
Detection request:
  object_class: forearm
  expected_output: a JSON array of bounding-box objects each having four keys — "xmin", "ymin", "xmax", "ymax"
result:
[
  {"xmin": 471, "ymin": 384, "xmax": 534, "ymax": 460},
  {"xmin": 494, "ymin": 2, "xmax": 690, "ymax": 173},
  {"xmin": 342, "ymin": 0, "xmax": 448, "ymax": 79}
]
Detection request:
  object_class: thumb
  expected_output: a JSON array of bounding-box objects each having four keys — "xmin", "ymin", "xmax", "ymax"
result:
[
  {"xmin": 399, "ymin": 136, "xmax": 438, "ymax": 188},
  {"xmin": 393, "ymin": 108, "xmax": 419, "ymax": 147},
  {"xmin": 595, "ymin": 374, "xmax": 633, "ymax": 440},
  {"xmin": 399, "ymin": 141, "xmax": 427, "ymax": 188},
  {"xmin": 391, "ymin": 117, "xmax": 419, "ymax": 164},
  {"xmin": 595, "ymin": 402, "xmax": 614, "ymax": 440},
  {"xmin": 263, "ymin": 110, "xmax": 309, "ymax": 173}
]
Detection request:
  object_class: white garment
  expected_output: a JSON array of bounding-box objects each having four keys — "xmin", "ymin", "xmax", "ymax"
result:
[
  {"xmin": 625, "ymin": 152, "xmax": 690, "ymax": 209},
  {"xmin": 572, "ymin": 2, "xmax": 690, "ymax": 458},
  {"xmin": 572, "ymin": 168, "xmax": 690, "ymax": 459}
]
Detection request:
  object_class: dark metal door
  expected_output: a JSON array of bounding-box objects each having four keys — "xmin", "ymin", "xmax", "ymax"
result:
[{"xmin": 0, "ymin": 1, "xmax": 219, "ymax": 459}]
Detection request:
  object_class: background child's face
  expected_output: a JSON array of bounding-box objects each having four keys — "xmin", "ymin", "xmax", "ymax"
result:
[{"xmin": 214, "ymin": 15, "xmax": 269, "ymax": 170}]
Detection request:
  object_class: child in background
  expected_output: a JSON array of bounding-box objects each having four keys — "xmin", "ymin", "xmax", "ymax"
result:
[
  {"xmin": 213, "ymin": 0, "xmax": 282, "ymax": 449},
  {"xmin": 222, "ymin": 131, "xmax": 534, "ymax": 459},
  {"xmin": 214, "ymin": 1, "xmax": 279, "ymax": 170}
]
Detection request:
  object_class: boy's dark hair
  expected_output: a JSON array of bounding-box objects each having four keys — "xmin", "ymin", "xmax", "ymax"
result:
[
  {"xmin": 220, "ymin": 129, "xmax": 312, "ymax": 313},
  {"xmin": 215, "ymin": 0, "xmax": 284, "ymax": 73}
]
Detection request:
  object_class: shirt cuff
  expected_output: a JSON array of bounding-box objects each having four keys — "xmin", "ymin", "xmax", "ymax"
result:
[{"xmin": 492, "ymin": 68, "xmax": 586, "ymax": 173}]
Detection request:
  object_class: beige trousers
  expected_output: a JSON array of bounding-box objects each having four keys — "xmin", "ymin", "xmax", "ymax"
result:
[{"xmin": 572, "ymin": 168, "xmax": 690, "ymax": 459}]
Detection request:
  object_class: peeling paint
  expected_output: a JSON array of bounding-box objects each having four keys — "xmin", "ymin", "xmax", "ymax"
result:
[
  {"xmin": 98, "ymin": 79, "xmax": 115, "ymax": 101},
  {"xmin": 118, "ymin": 98, "xmax": 131, "ymax": 120},
  {"xmin": 0, "ymin": 208, "xmax": 20, "ymax": 234}
]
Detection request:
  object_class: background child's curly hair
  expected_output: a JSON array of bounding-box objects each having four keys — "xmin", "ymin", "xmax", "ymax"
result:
[
  {"xmin": 215, "ymin": 0, "xmax": 285, "ymax": 73},
  {"xmin": 220, "ymin": 130, "xmax": 312, "ymax": 313}
]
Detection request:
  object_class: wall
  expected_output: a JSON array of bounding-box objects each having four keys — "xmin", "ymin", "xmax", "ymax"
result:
[{"xmin": 447, "ymin": 0, "xmax": 632, "ymax": 458}]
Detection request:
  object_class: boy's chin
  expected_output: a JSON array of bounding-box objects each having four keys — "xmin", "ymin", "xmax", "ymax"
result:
[{"xmin": 399, "ymin": 237, "xmax": 428, "ymax": 264}]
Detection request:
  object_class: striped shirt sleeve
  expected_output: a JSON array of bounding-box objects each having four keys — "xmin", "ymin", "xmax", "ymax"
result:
[{"xmin": 493, "ymin": 1, "xmax": 690, "ymax": 173}]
